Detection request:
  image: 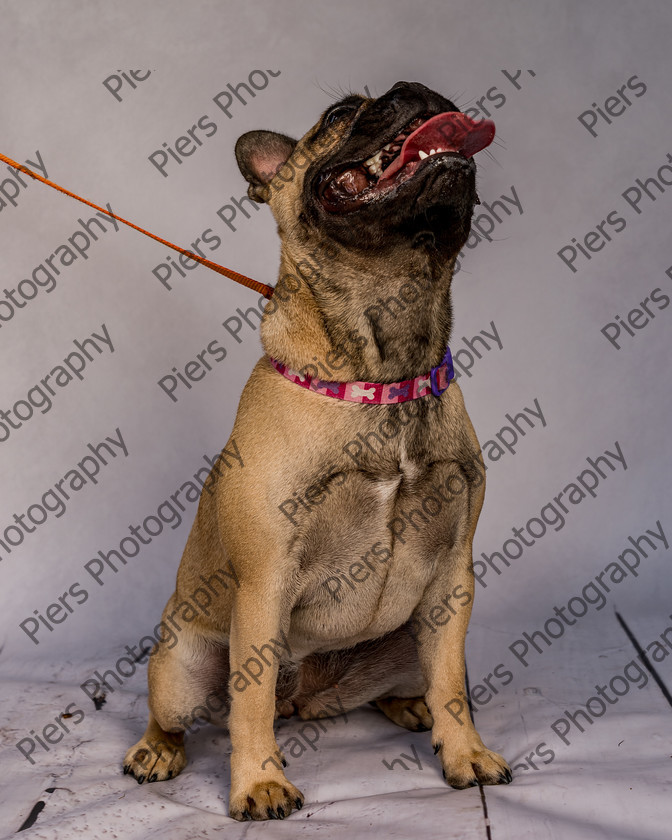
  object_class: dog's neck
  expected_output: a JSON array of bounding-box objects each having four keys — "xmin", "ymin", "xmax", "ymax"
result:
[{"xmin": 260, "ymin": 244, "xmax": 455, "ymax": 383}]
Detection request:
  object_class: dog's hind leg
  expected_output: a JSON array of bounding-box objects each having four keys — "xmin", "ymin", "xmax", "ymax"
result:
[
  {"xmin": 295, "ymin": 625, "xmax": 429, "ymax": 725},
  {"xmin": 123, "ymin": 599, "xmax": 230, "ymax": 784}
]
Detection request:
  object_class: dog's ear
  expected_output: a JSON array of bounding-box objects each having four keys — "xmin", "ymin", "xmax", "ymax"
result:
[{"xmin": 235, "ymin": 131, "xmax": 297, "ymax": 202}]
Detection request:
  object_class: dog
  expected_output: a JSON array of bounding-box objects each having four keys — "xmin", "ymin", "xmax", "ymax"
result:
[{"xmin": 124, "ymin": 80, "xmax": 512, "ymax": 820}]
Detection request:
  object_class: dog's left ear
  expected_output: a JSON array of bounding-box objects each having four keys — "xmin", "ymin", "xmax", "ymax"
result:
[{"xmin": 235, "ymin": 131, "xmax": 297, "ymax": 202}]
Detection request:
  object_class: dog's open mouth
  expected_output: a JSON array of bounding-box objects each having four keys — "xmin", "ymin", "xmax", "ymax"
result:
[{"xmin": 318, "ymin": 111, "xmax": 495, "ymax": 213}]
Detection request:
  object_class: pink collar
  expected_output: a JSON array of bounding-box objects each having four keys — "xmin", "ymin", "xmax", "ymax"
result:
[{"xmin": 269, "ymin": 345, "xmax": 454, "ymax": 404}]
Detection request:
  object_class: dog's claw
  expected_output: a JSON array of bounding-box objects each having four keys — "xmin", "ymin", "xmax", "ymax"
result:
[
  {"xmin": 295, "ymin": 797, "xmax": 303, "ymax": 810},
  {"xmin": 123, "ymin": 765, "xmax": 129, "ymax": 775},
  {"xmin": 149, "ymin": 773, "xmax": 158, "ymax": 783},
  {"xmin": 136, "ymin": 774, "xmax": 146, "ymax": 784},
  {"xmin": 433, "ymin": 743, "xmax": 441, "ymax": 755}
]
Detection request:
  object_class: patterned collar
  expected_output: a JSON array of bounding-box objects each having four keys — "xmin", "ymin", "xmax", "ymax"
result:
[{"xmin": 269, "ymin": 345, "xmax": 454, "ymax": 404}]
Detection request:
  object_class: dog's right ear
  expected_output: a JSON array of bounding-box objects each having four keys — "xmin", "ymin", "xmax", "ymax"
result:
[{"xmin": 235, "ymin": 131, "xmax": 298, "ymax": 203}]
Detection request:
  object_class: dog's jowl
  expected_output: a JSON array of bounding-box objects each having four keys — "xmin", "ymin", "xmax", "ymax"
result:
[{"xmin": 124, "ymin": 81, "xmax": 512, "ymax": 820}]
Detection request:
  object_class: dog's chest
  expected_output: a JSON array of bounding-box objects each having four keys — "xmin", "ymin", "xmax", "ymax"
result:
[{"xmin": 287, "ymin": 443, "xmax": 464, "ymax": 652}]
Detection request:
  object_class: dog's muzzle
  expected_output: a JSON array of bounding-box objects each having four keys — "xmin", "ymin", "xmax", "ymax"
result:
[{"xmin": 319, "ymin": 111, "xmax": 495, "ymax": 213}]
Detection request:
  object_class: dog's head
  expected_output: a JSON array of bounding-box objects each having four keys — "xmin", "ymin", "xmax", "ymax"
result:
[
  {"xmin": 235, "ymin": 82, "xmax": 495, "ymax": 380},
  {"xmin": 235, "ymin": 81, "xmax": 494, "ymax": 260}
]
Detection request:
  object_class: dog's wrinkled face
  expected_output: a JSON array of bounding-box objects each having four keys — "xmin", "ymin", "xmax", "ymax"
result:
[{"xmin": 236, "ymin": 81, "xmax": 494, "ymax": 258}]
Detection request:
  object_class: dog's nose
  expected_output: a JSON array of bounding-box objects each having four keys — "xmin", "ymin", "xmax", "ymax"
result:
[{"xmin": 389, "ymin": 80, "xmax": 433, "ymax": 99}]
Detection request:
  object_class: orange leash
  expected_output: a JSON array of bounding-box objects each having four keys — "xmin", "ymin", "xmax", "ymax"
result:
[{"xmin": 0, "ymin": 152, "xmax": 275, "ymax": 299}]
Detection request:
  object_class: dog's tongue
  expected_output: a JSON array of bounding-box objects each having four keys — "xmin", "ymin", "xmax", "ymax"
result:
[{"xmin": 380, "ymin": 112, "xmax": 496, "ymax": 181}]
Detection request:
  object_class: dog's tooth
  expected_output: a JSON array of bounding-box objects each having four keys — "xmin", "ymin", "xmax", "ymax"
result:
[
  {"xmin": 384, "ymin": 143, "xmax": 392, "ymax": 151},
  {"xmin": 418, "ymin": 150, "xmax": 428, "ymax": 159},
  {"xmin": 365, "ymin": 149, "xmax": 384, "ymax": 168}
]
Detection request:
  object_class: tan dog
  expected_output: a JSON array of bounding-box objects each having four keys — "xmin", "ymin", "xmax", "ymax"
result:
[{"xmin": 124, "ymin": 81, "xmax": 511, "ymax": 820}]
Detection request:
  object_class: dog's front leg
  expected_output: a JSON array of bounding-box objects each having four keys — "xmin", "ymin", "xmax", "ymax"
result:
[
  {"xmin": 227, "ymin": 585, "xmax": 303, "ymax": 820},
  {"xmin": 414, "ymin": 555, "xmax": 512, "ymax": 789}
]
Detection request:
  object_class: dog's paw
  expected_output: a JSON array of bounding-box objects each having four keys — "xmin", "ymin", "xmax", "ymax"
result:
[
  {"xmin": 376, "ymin": 696, "xmax": 434, "ymax": 731},
  {"xmin": 123, "ymin": 737, "xmax": 186, "ymax": 784},
  {"xmin": 275, "ymin": 698, "xmax": 297, "ymax": 719},
  {"xmin": 229, "ymin": 780, "xmax": 304, "ymax": 821},
  {"xmin": 435, "ymin": 743, "xmax": 512, "ymax": 789}
]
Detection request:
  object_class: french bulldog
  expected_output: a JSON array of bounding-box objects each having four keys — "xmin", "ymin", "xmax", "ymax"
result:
[{"xmin": 124, "ymin": 80, "xmax": 511, "ymax": 821}]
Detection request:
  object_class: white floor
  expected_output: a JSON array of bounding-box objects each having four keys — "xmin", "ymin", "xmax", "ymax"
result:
[{"xmin": 3, "ymin": 609, "xmax": 671, "ymax": 840}]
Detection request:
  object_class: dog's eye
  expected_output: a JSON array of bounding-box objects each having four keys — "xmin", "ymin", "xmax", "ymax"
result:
[{"xmin": 325, "ymin": 105, "xmax": 357, "ymax": 126}]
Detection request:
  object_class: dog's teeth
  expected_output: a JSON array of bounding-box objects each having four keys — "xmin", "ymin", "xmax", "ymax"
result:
[
  {"xmin": 418, "ymin": 150, "xmax": 428, "ymax": 160},
  {"xmin": 383, "ymin": 143, "xmax": 392, "ymax": 151},
  {"xmin": 364, "ymin": 148, "xmax": 386, "ymax": 177},
  {"xmin": 366, "ymin": 158, "xmax": 383, "ymax": 177}
]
